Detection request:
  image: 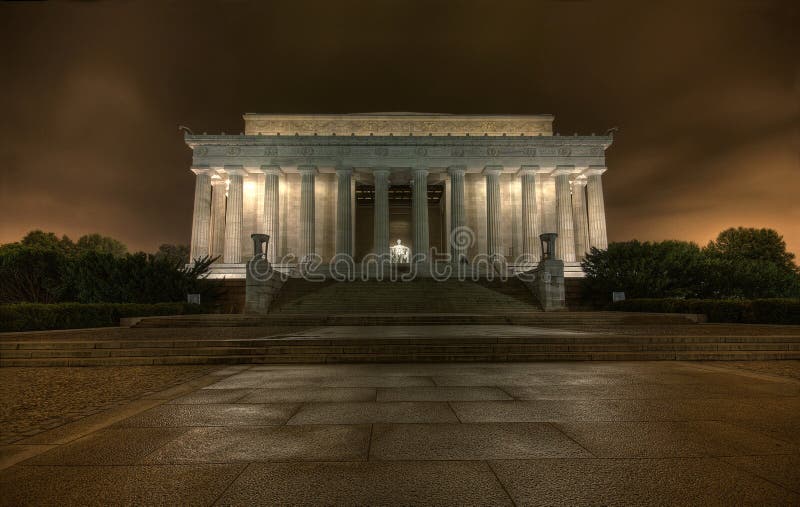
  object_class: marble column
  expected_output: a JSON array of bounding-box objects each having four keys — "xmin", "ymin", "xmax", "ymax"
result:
[
  {"xmin": 336, "ymin": 167, "xmax": 353, "ymax": 257},
  {"xmin": 517, "ymin": 165, "xmax": 541, "ymax": 262},
  {"xmin": 372, "ymin": 168, "xmax": 390, "ymax": 257},
  {"xmin": 209, "ymin": 179, "xmax": 227, "ymax": 259},
  {"xmin": 447, "ymin": 166, "xmax": 466, "ymax": 262},
  {"xmin": 298, "ymin": 165, "xmax": 317, "ymax": 263},
  {"xmin": 483, "ymin": 166, "xmax": 503, "ymax": 259},
  {"xmin": 571, "ymin": 177, "xmax": 590, "ymax": 259},
  {"xmin": 262, "ymin": 166, "xmax": 282, "ymax": 263},
  {"xmin": 411, "ymin": 167, "xmax": 429, "ymax": 260},
  {"xmin": 223, "ymin": 167, "xmax": 245, "ymax": 263},
  {"xmin": 586, "ymin": 166, "xmax": 609, "ymax": 250},
  {"xmin": 554, "ymin": 166, "xmax": 576, "ymax": 262},
  {"xmin": 189, "ymin": 168, "xmax": 212, "ymax": 261}
]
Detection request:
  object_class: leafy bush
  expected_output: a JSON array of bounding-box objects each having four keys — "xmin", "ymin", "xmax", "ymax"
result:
[
  {"xmin": 610, "ymin": 298, "xmax": 800, "ymax": 324},
  {"xmin": 582, "ymin": 240, "xmax": 707, "ymax": 300},
  {"xmin": 0, "ymin": 231, "xmax": 220, "ymax": 306},
  {"xmin": 63, "ymin": 252, "xmax": 219, "ymax": 304},
  {"xmin": 582, "ymin": 228, "xmax": 800, "ymax": 304},
  {"xmin": 0, "ymin": 243, "xmax": 71, "ymax": 303},
  {"xmin": 0, "ymin": 302, "xmax": 215, "ymax": 332}
]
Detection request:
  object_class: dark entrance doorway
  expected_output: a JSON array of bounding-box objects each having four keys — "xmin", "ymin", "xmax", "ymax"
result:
[{"xmin": 354, "ymin": 183, "xmax": 445, "ymax": 261}]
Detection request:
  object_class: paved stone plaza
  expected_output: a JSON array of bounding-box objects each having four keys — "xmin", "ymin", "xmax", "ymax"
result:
[{"xmin": 1, "ymin": 356, "xmax": 799, "ymax": 505}]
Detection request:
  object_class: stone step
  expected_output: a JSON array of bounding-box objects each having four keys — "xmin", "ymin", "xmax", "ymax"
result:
[
  {"xmin": 131, "ymin": 312, "xmax": 704, "ymax": 328},
  {"xmin": 4, "ymin": 349, "xmax": 799, "ymax": 367},
  {"xmin": 3, "ymin": 343, "xmax": 800, "ymax": 359},
  {"xmin": 4, "ymin": 335, "xmax": 800, "ymax": 352},
  {"xmin": 268, "ymin": 278, "xmax": 542, "ymax": 314}
]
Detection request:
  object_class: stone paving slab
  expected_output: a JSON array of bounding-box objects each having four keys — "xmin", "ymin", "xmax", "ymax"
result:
[
  {"xmin": 451, "ymin": 397, "xmax": 799, "ymax": 423},
  {"xmin": 724, "ymin": 417, "xmax": 800, "ymax": 446},
  {"xmin": 207, "ymin": 374, "xmax": 436, "ymax": 389},
  {"xmin": 0, "ymin": 444, "xmax": 57, "ymax": 470},
  {"xmin": 555, "ymin": 420, "xmax": 799, "ymax": 457},
  {"xmin": 721, "ymin": 454, "xmax": 800, "ymax": 494},
  {"xmin": 499, "ymin": 381, "xmax": 798, "ymax": 399},
  {"xmin": 168, "ymin": 388, "xmax": 252, "ymax": 404},
  {"xmin": 215, "ymin": 461, "xmax": 514, "ymax": 506},
  {"xmin": 377, "ymin": 386, "xmax": 513, "ymax": 401},
  {"xmin": 451, "ymin": 399, "xmax": 644, "ymax": 422},
  {"xmin": 113, "ymin": 403, "xmax": 300, "ymax": 427},
  {"xmin": 287, "ymin": 401, "xmax": 459, "ymax": 424},
  {"xmin": 144, "ymin": 425, "xmax": 371, "ymax": 463},
  {"xmin": 370, "ymin": 422, "xmax": 592, "ymax": 460},
  {"xmin": 489, "ymin": 458, "xmax": 800, "ymax": 506},
  {"xmin": 0, "ymin": 464, "xmax": 244, "ymax": 507},
  {"xmin": 24, "ymin": 427, "xmax": 188, "ymax": 465},
  {"xmin": 238, "ymin": 387, "xmax": 377, "ymax": 403}
]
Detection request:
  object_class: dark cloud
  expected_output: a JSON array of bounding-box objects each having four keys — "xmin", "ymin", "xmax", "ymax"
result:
[{"xmin": 1, "ymin": 0, "xmax": 798, "ymax": 254}]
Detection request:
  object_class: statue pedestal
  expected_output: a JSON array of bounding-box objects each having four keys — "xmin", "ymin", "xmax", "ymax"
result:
[
  {"xmin": 244, "ymin": 233, "xmax": 284, "ymax": 314},
  {"xmin": 245, "ymin": 257, "xmax": 285, "ymax": 314},
  {"xmin": 532, "ymin": 259, "xmax": 566, "ymax": 311}
]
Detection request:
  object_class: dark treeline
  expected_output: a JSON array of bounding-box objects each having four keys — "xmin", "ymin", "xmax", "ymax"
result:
[
  {"xmin": 582, "ymin": 227, "xmax": 800, "ymax": 302},
  {"xmin": 0, "ymin": 231, "xmax": 216, "ymax": 304}
]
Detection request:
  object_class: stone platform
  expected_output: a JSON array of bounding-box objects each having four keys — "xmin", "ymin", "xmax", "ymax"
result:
[
  {"xmin": 2, "ymin": 360, "xmax": 799, "ymax": 504},
  {"xmin": 2, "ymin": 320, "xmax": 799, "ymax": 366}
]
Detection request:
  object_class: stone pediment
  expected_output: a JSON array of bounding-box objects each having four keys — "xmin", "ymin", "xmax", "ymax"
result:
[{"xmin": 243, "ymin": 113, "xmax": 554, "ymax": 137}]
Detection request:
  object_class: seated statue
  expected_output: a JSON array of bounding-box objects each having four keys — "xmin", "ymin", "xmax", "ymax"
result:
[{"xmin": 390, "ymin": 239, "xmax": 410, "ymax": 263}]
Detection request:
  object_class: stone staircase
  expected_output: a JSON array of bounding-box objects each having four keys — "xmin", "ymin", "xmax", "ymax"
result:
[
  {"xmin": 127, "ymin": 311, "xmax": 702, "ymax": 328},
  {"xmin": 5, "ymin": 279, "xmax": 797, "ymax": 366},
  {"xmin": 268, "ymin": 278, "xmax": 542, "ymax": 314},
  {"xmin": 3, "ymin": 327, "xmax": 799, "ymax": 366}
]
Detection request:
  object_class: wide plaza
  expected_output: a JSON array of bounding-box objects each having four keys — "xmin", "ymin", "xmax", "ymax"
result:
[{"xmin": 2, "ymin": 323, "xmax": 799, "ymax": 506}]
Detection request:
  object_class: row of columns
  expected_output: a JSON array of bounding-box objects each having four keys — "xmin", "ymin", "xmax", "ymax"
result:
[
  {"xmin": 190, "ymin": 166, "xmax": 283, "ymax": 264},
  {"xmin": 189, "ymin": 164, "xmax": 608, "ymax": 265},
  {"xmin": 474, "ymin": 164, "xmax": 607, "ymax": 263}
]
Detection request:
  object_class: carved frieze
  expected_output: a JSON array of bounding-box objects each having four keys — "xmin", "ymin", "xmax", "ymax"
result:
[{"xmin": 243, "ymin": 113, "xmax": 554, "ymax": 136}]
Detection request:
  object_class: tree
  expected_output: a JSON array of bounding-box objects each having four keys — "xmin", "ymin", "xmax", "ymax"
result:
[
  {"xmin": 582, "ymin": 228, "xmax": 800, "ymax": 303},
  {"xmin": 64, "ymin": 251, "xmax": 218, "ymax": 304},
  {"xmin": 581, "ymin": 240, "xmax": 706, "ymax": 300},
  {"xmin": 20, "ymin": 230, "xmax": 74, "ymax": 253},
  {"xmin": 75, "ymin": 234, "xmax": 127, "ymax": 257},
  {"xmin": 153, "ymin": 244, "xmax": 190, "ymax": 265},
  {"xmin": 706, "ymin": 227, "xmax": 797, "ymax": 272},
  {"xmin": 701, "ymin": 257, "xmax": 800, "ymax": 299},
  {"xmin": 0, "ymin": 243, "xmax": 70, "ymax": 303}
]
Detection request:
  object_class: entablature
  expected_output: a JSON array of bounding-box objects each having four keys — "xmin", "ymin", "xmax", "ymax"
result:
[{"xmin": 186, "ymin": 134, "xmax": 612, "ymax": 174}]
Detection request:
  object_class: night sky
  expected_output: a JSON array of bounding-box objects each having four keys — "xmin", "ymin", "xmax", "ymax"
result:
[{"xmin": 2, "ymin": 1, "xmax": 798, "ymax": 255}]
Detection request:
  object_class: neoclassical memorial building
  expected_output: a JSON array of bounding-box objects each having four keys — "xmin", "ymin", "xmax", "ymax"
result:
[{"xmin": 185, "ymin": 113, "xmax": 611, "ymax": 278}]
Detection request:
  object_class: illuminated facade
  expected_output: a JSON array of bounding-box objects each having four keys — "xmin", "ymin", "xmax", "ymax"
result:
[{"xmin": 185, "ymin": 113, "xmax": 611, "ymax": 278}]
